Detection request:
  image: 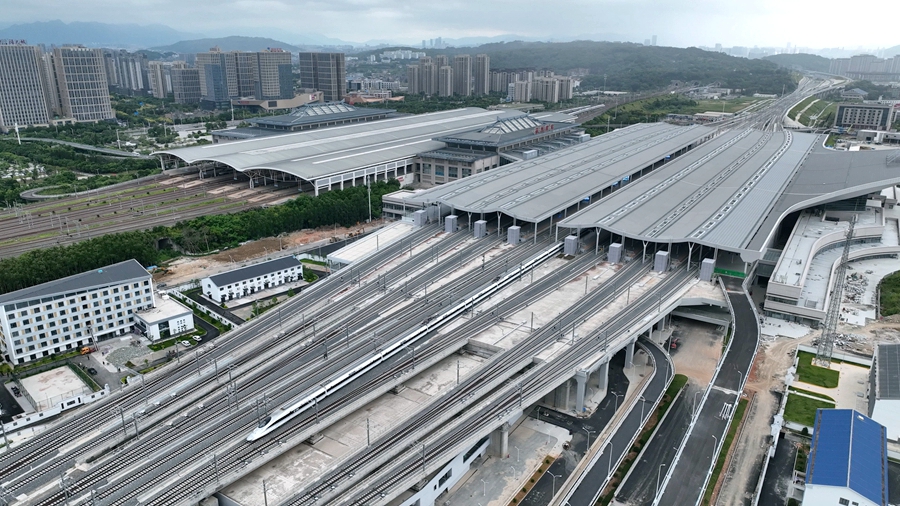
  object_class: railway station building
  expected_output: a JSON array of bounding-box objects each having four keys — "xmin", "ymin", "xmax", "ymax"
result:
[
  {"xmin": 387, "ymin": 123, "xmax": 900, "ymax": 327},
  {"xmin": 155, "ymin": 107, "xmax": 581, "ymax": 196},
  {"xmin": 201, "ymin": 256, "xmax": 303, "ymax": 303},
  {"xmin": 0, "ymin": 260, "xmax": 154, "ymax": 364}
]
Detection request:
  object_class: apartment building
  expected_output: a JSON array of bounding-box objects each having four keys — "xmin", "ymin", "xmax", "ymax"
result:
[
  {"xmin": 0, "ymin": 260, "xmax": 153, "ymax": 365},
  {"xmin": 0, "ymin": 42, "xmax": 51, "ymax": 132}
]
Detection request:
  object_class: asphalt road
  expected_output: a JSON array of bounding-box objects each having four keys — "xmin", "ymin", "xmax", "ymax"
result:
[
  {"xmin": 658, "ymin": 278, "xmax": 759, "ymax": 506},
  {"xmin": 614, "ymin": 381, "xmax": 700, "ymax": 506},
  {"xmin": 758, "ymin": 435, "xmax": 799, "ymax": 506},
  {"xmin": 520, "ymin": 352, "xmax": 629, "ymax": 506},
  {"xmin": 565, "ymin": 338, "xmax": 671, "ymax": 505}
]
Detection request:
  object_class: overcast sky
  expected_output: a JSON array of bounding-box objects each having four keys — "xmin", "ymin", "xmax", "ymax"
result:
[{"xmin": 2, "ymin": 0, "xmax": 895, "ymax": 49}]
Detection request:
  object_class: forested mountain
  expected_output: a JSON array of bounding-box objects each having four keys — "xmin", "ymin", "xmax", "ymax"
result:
[
  {"xmin": 151, "ymin": 36, "xmax": 300, "ymax": 54},
  {"xmin": 367, "ymin": 41, "xmax": 797, "ymax": 94},
  {"xmin": 764, "ymin": 53, "xmax": 832, "ymax": 73}
]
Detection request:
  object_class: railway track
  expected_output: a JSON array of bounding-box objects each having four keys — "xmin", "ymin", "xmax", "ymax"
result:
[
  {"xmin": 341, "ymin": 265, "xmax": 695, "ymax": 506},
  {"xmin": 13, "ymin": 225, "xmax": 561, "ymax": 504}
]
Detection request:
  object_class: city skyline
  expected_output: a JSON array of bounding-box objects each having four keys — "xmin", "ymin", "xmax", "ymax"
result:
[{"xmin": 1, "ymin": 0, "xmax": 897, "ymax": 51}]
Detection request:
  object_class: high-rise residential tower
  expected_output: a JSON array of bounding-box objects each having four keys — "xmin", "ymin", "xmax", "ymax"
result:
[
  {"xmin": 0, "ymin": 42, "xmax": 51, "ymax": 132},
  {"xmin": 474, "ymin": 54, "xmax": 490, "ymax": 95},
  {"xmin": 452, "ymin": 54, "xmax": 472, "ymax": 97},
  {"xmin": 438, "ymin": 66, "xmax": 453, "ymax": 97},
  {"xmin": 52, "ymin": 46, "xmax": 114, "ymax": 122},
  {"xmin": 297, "ymin": 52, "xmax": 346, "ymax": 102}
]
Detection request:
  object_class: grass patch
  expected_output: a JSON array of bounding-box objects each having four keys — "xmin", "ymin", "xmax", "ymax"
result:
[
  {"xmin": 701, "ymin": 397, "xmax": 750, "ymax": 505},
  {"xmin": 796, "ymin": 351, "xmax": 840, "ymax": 388},
  {"xmin": 594, "ymin": 373, "xmax": 688, "ymax": 505},
  {"xmin": 794, "ymin": 443, "xmax": 810, "ymax": 473},
  {"xmin": 300, "ymin": 258, "xmax": 328, "ymax": 266},
  {"xmin": 788, "ymin": 386, "xmax": 835, "ymax": 403},
  {"xmin": 784, "ymin": 393, "xmax": 835, "ymax": 427},
  {"xmin": 880, "ymin": 270, "xmax": 900, "ymax": 316},
  {"xmin": 147, "ymin": 328, "xmax": 207, "ymax": 351},
  {"xmin": 788, "ymin": 96, "xmax": 817, "ymax": 121}
]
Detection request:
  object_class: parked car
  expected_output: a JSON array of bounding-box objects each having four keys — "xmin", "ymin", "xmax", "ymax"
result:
[
  {"xmin": 181, "ymin": 340, "xmax": 192, "ymax": 347},
  {"xmin": 87, "ymin": 368, "xmax": 98, "ymax": 375}
]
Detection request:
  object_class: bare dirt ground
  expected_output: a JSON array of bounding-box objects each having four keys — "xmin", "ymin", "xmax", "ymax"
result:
[
  {"xmin": 669, "ymin": 318, "xmax": 725, "ymax": 388},
  {"xmin": 717, "ymin": 331, "xmax": 811, "ymax": 506},
  {"xmin": 152, "ymin": 219, "xmax": 388, "ymax": 287}
]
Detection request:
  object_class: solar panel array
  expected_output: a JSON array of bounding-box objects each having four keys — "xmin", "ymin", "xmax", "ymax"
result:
[{"xmin": 877, "ymin": 344, "xmax": 900, "ymax": 400}]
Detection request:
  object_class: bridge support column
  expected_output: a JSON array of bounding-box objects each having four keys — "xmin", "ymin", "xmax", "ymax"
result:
[
  {"xmin": 553, "ymin": 380, "xmax": 571, "ymax": 410},
  {"xmin": 575, "ymin": 370, "xmax": 589, "ymax": 413},
  {"xmin": 625, "ymin": 340, "xmax": 635, "ymax": 369},
  {"xmin": 489, "ymin": 423, "xmax": 510, "ymax": 458},
  {"xmin": 596, "ymin": 361, "xmax": 609, "ymax": 392}
]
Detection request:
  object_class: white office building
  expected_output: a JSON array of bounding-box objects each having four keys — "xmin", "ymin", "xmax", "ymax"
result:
[
  {"xmin": 201, "ymin": 256, "xmax": 303, "ymax": 303},
  {"xmin": 0, "ymin": 260, "xmax": 153, "ymax": 365},
  {"xmin": 133, "ymin": 295, "xmax": 194, "ymax": 341}
]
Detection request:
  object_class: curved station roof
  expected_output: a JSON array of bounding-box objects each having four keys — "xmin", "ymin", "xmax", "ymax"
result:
[
  {"xmin": 560, "ymin": 130, "xmax": 900, "ymax": 260},
  {"xmin": 403, "ymin": 123, "xmax": 715, "ymax": 223},
  {"xmin": 401, "ymin": 121, "xmax": 900, "ymax": 262},
  {"xmin": 154, "ymin": 108, "xmax": 518, "ymax": 182}
]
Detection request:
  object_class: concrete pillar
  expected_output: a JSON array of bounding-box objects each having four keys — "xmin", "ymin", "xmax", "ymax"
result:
[
  {"xmin": 625, "ymin": 340, "xmax": 635, "ymax": 369},
  {"xmin": 490, "ymin": 423, "xmax": 510, "ymax": 457},
  {"xmin": 596, "ymin": 361, "xmax": 609, "ymax": 391},
  {"xmin": 575, "ymin": 370, "xmax": 588, "ymax": 413},
  {"xmin": 554, "ymin": 381, "xmax": 570, "ymax": 410}
]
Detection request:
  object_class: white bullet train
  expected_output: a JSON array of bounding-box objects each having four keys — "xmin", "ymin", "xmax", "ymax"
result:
[{"xmin": 247, "ymin": 242, "xmax": 562, "ymax": 441}]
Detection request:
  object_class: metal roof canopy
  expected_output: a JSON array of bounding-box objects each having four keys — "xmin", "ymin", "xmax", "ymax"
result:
[
  {"xmin": 401, "ymin": 123, "xmax": 714, "ymax": 223},
  {"xmin": 0, "ymin": 259, "xmax": 149, "ymax": 305},
  {"xmin": 807, "ymin": 409, "xmax": 888, "ymax": 505},
  {"xmin": 153, "ymin": 108, "xmax": 519, "ymax": 183},
  {"xmin": 560, "ymin": 130, "xmax": 900, "ymax": 262}
]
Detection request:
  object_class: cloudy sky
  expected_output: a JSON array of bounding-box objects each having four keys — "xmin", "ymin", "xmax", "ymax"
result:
[{"xmin": 2, "ymin": 0, "xmax": 895, "ymax": 49}]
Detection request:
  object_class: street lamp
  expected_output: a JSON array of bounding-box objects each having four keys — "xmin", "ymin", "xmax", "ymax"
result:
[
  {"xmin": 607, "ymin": 441, "xmax": 615, "ymax": 476},
  {"xmin": 548, "ymin": 471, "xmax": 561, "ymax": 497},
  {"xmin": 613, "ymin": 392, "xmax": 624, "ymax": 413},
  {"xmin": 583, "ymin": 427, "xmax": 596, "ymax": 450},
  {"xmin": 481, "ymin": 478, "xmax": 487, "ymax": 496}
]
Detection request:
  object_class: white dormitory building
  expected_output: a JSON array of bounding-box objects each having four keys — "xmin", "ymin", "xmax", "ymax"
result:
[
  {"xmin": 201, "ymin": 256, "xmax": 303, "ymax": 303},
  {"xmin": 0, "ymin": 260, "xmax": 153, "ymax": 365}
]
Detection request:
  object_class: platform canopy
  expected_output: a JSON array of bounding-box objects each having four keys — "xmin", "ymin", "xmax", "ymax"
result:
[{"xmin": 560, "ymin": 129, "xmax": 900, "ymax": 261}]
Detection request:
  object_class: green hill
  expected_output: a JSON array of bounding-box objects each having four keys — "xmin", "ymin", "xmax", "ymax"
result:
[
  {"xmin": 764, "ymin": 53, "xmax": 832, "ymax": 73},
  {"xmin": 151, "ymin": 36, "xmax": 300, "ymax": 54},
  {"xmin": 366, "ymin": 41, "xmax": 796, "ymax": 95}
]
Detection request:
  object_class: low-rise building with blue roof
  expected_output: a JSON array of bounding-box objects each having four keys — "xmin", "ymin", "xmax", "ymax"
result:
[{"xmin": 805, "ymin": 409, "xmax": 888, "ymax": 506}]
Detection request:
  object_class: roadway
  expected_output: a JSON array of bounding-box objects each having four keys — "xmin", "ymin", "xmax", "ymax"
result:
[
  {"xmin": 15, "ymin": 137, "xmax": 150, "ymax": 158},
  {"xmin": 613, "ymin": 381, "xmax": 700, "ymax": 506},
  {"xmin": 656, "ymin": 277, "xmax": 759, "ymax": 506}
]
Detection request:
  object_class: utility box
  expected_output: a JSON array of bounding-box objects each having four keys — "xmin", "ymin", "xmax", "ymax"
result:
[
  {"xmin": 608, "ymin": 243, "xmax": 623, "ymax": 263},
  {"xmin": 654, "ymin": 250, "xmax": 670, "ymax": 273},
  {"xmin": 474, "ymin": 220, "xmax": 488, "ymax": 238},
  {"xmin": 445, "ymin": 215, "xmax": 458, "ymax": 233},
  {"xmin": 700, "ymin": 258, "xmax": 716, "ymax": 282},
  {"xmin": 508, "ymin": 226, "xmax": 521, "ymax": 245},
  {"xmin": 413, "ymin": 209, "xmax": 427, "ymax": 227},
  {"xmin": 564, "ymin": 235, "xmax": 578, "ymax": 256}
]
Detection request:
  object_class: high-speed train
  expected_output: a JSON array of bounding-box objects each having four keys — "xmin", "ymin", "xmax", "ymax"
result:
[{"xmin": 247, "ymin": 242, "xmax": 563, "ymax": 441}]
